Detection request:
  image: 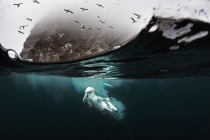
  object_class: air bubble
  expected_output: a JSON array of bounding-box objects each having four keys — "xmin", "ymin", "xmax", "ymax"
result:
[
  {"xmin": 169, "ymin": 45, "xmax": 179, "ymax": 51},
  {"xmin": 7, "ymin": 50, "xmax": 18, "ymax": 60},
  {"xmin": 148, "ymin": 24, "xmax": 158, "ymax": 32}
]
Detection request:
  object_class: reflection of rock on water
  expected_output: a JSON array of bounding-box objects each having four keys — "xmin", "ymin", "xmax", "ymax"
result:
[{"xmin": 20, "ymin": 16, "xmax": 121, "ymax": 63}]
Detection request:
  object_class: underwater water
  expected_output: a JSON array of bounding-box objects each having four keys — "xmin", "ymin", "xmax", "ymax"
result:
[{"xmin": 1, "ymin": 74, "xmax": 210, "ymax": 140}]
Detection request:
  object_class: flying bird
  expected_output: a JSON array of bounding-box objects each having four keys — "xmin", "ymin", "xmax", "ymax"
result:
[
  {"xmin": 130, "ymin": 17, "xmax": 138, "ymax": 23},
  {"xmin": 76, "ymin": 22, "xmax": 92, "ymax": 31},
  {"xmin": 56, "ymin": 33, "xmax": 66, "ymax": 38},
  {"xmin": 81, "ymin": 25, "xmax": 93, "ymax": 31},
  {"xmin": 19, "ymin": 25, "xmax": 28, "ymax": 30},
  {"xmin": 13, "ymin": 3, "xmax": 23, "ymax": 8},
  {"xmin": 80, "ymin": 8, "xmax": 88, "ymax": 11},
  {"xmin": 133, "ymin": 13, "xmax": 141, "ymax": 19},
  {"xmin": 26, "ymin": 18, "xmax": 32, "ymax": 21},
  {"xmin": 64, "ymin": 9, "xmax": 74, "ymax": 14},
  {"xmin": 81, "ymin": 24, "xmax": 86, "ymax": 30},
  {"xmin": 33, "ymin": 0, "xmax": 40, "ymax": 4},
  {"xmin": 18, "ymin": 31, "xmax": 24, "ymax": 34},
  {"xmin": 99, "ymin": 20, "xmax": 106, "ymax": 24},
  {"xmin": 199, "ymin": 9, "xmax": 208, "ymax": 18},
  {"xmin": 75, "ymin": 20, "xmax": 80, "ymax": 23},
  {"xmin": 109, "ymin": 26, "xmax": 114, "ymax": 29},
  {"xmin": 96, "ymin": 4, "xmax": 104, "ymax": 8}
]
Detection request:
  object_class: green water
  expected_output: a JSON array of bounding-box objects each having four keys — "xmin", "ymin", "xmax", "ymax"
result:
[{"xmin": 0, "ymin": 74, "xmax": 210, "ymax": 140}]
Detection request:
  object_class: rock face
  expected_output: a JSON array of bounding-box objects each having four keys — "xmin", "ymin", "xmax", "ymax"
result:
[{"xmin": 20, "ymin": 15, "xmax": 121, "ymax": 63}]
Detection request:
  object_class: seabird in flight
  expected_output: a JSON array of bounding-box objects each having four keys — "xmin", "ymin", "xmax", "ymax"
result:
[
  {"xmin": 81, "ymin": 24, "xmax": 86, "ymax": 30},
  {"xmin": 109, "ymin": 26, "xmax": 114, "ymax": 29},
  {"xmin": 75, "ymin": 20, "xmax": 80, "ymax": 23},
  {"xmin": 64, "ymin": 9, "xmax": 74, "ymax": 14},
  {"xmin": 80, "ymin": 8, "xmax": 88, "ymax": 11},
  {"xmin": 199, "ymin": 9, "xmax": 208, "ymax": 18},
  {"xmin": 96, "ymin": 4, "xmax": 104, "ymax": 8},
  {"xmin": 26, "ymin": 18, "xmax": 32, "ymax": 21},
  {"xmin": 130, "ymin": 17, "xmax": 137, "ymax": 23},
  {"xmin": 18, "ymin": 31, "xmax": 24, "ymax": 34},
  {"xmin": 19, "ymin": 25, "xmax": 28, "ymax": 30},
  {"xmin": 56, "ymin": 33, "xmax": 66, "ymax": 38},
  {"xmin": 133, "ymin": 13, "xmax": 141, "ymax": 19},
  {"xmin": 99, "ymin": 20, "xmax": 106, "ymax": 24},
  {"xmin": 13, "ymin": 3, "xmax": 23, "ymax": 8},
  {"xmin": 33, "ymin": 0, "xmax": 40, "ymax": 4}
]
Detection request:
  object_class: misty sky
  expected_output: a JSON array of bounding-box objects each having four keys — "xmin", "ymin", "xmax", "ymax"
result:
[{"xmin": 0, "ymin": 0, "xmax": 210, "ymax": 55}]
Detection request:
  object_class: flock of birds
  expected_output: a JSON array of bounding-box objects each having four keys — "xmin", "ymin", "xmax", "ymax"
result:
[
  {"xmin": 18, "ymin": 18, "xmax": 32, "ymax": 34},
  {"xmin": 63, "ymin": 2, "xmax": 141, "ymax": 31},
  {"xmin": 63, "ymin": 3, "xmax": 114, "ymax": 31},
  {"xmin": 14, "ymin": 1, "xmax": 39, "ymax": 34},
  {"xmin": 13, "ymin": 0, "xmax": 141, "ymax": 35}
]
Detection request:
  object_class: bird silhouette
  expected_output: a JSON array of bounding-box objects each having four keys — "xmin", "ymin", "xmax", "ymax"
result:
[
  {"xmin": 64, "ymin": 9, "xmax": 74, "ymax": 14},
  {"xmin": 56, "ymin": 33, "xmax": 66, "ymax": 38},
  {"xmin": 133, "ymin": 13, "xmax": 141, "ymax": 19},
  {"xmin": 19, "ymin": 25, "xmax": 28, "ymax": 30},
  {"xmin": 199, "ymin": 9, "xmax": 208, "ymax": 18},
  {"xmin": 26, "ymin": 18, "xmax": 32, "ymax": 21},
  {"xmin": 97, "ymin": 28, "xmax": 101, "ymax": 30},
  {"xmin": 13, "ymin": 3, "xmax": 23, "ymax": 8},
  {"xmin": 81, "ymin": 25, "xmax": 86, "ymax": 30},
  {"xmin": 99, "ymin": 20, "xmax": 106, "ymax": 24},
  {"xmin": 18, "ymin": 31, "xmax": 24, "ymax": 34},
  {"xmin": 33, "ymin": 0, "xmax": 40, "ymax": 4},
  {"xmin": 75, "ymin": 20, "xmax": 80, "ymax": 23},
  {"xmin": 88, "ymin": 27, "xmax": 92, "ymax": 30},
  {"xmin": 109, "ymin": 26, "xmax": 114, "ymax": 29},
  {"xmin": 96, "ymin": 4, "xmax": 104, "ymax": 8},
  {"xmin": 130, "ymin": 17, "xmax": 137, "ymax": 23},
  {"xmin": 80, "ymin": 8, "xmax": 88, "ymax": 11}
]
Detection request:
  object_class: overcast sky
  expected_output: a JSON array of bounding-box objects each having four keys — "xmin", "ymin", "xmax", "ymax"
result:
[{"xmin": 0, "ymin": 0, "xmax": 210, "ymax": 55}]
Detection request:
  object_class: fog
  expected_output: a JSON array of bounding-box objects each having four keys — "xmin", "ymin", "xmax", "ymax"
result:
[{"xmin": 0, "ymin": 0, "xmax": 210, "ymax": 55}]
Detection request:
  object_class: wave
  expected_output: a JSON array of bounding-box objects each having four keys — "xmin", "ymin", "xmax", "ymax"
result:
[{"xmin": 1, "ymin": 17, "xmax": 210, "ymax": 79}]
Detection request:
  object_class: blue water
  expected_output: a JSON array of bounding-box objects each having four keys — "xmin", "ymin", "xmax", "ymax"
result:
[{"xmin": 0, "ymin": 74, "xmax": 210, "ymax": 140}]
